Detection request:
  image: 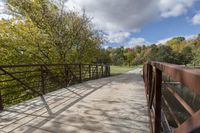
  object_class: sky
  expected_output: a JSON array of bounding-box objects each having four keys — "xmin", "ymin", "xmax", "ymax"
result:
[{"xmin": 1, "ymin": 0, "xmax": 200, "ymax": 48}]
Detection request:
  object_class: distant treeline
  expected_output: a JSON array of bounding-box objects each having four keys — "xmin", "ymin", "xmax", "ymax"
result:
[{"xmin": 98, "ymin": 36, "xmax": 200, "ymax": 66}]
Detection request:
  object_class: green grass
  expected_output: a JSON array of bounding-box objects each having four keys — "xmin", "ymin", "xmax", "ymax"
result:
[{"xmin": 110, "ymin": 66, "xmax": 136, "ymax": 76}]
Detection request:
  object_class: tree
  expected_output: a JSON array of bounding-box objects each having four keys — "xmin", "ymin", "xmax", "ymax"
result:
[
  {"xmin": 167, "ymin": 37, "xmax": 186, "ymax": 52},
  {"xmin": 110, "ymin": 47, "xmax": 125, "ymax": 66},
  {"xmin": 97, "ymin": 48, "xmax": 111, "ymax": 64},
  {"xmin": 135, "ymin": 45, "xmax": 142, "ymax": 54},
  {"xmin": 2, "ymin": 0, "xmax": 102, "ymax": 64},
  {"xmin": 148, "ymin": 45, "xmax": 182, "ymax": 64},
  {"xmin": 193, "ymin": 49, "xmax": 200, "ymax": 66},
  {"xmin": 181, "ymin": 46, "xmax": 193, "ymax": 65},
  {"xmin": 147, "ymin": 45, "xmax": 158, "ymax": 61},
  {"xmin": 124, "ymin": 48, "xmax": 136, "ymax": 66},
  {"xmin": 0, "ymin": 19, "xmax": 51, "ymax": 64}
]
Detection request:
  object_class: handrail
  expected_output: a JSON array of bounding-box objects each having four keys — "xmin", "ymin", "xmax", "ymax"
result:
[
  {"xmin": 0, "ymin": 64, "xmax": 110, "ymax": 111},
  {"xmin": 151, "ymin": 62, "xmax": 200, "ymax": 96},
  {"xmin": 143, "ymin": 61, "xmax": 200, "ymax": 133},
  {"xmin": 0, "ymin": 63, "xmax": 101, "ymax": 68}
]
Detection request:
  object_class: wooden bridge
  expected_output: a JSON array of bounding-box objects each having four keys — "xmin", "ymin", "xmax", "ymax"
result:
[{"xmin": 0, "ymin": 62, "xmax": 200, "ymax": 133}]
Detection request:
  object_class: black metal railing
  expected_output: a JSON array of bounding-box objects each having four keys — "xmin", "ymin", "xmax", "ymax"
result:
[{"xmin": 0, "ymin": 64, "xmax": 110, "ymax": 110}]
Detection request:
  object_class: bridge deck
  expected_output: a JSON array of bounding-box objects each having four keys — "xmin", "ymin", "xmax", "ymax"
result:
[{"xmin": 0, "ymin": 68, "xmax": 150, "ymax": 133}]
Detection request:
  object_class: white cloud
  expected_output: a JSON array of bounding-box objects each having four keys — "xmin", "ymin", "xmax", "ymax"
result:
[
  {"xmin": 103, "ymin": 45, "xmax": 109, "ymax": 49},
  {"xmin": 0, "ymin": 1, "xmax": 5, "ymax": 13},
  {"xmin": 104, "ymin": 36, "xmax": 149, "ymax": 48},
  {"xmin": 0, "ymin": 0, "xmax": 13, "ymax": 20},
  {"xmin": 156, "ymin": 34, "xmax": 198, "ymax": 44},
  {"xmin": 0, "ymin": 14, "xmax": 12, "ymax": 19},
  {"xmin": 106, "ymin": 32, "xmax": 131, "ymax": 44},
  {"xmin": 104, "ymin": 31, "xmax": 149, "ymax": 47},
  {"xmin": 184, "ymin": 34, "xmax": 198, "ymax": 40},
  {"xmin": 159, "ymin": 0, "xmax": 196, "ymax": 18},
  {"xmin": 126, "ymin": 38, "xmax": 149, "ymax": 47},
  {"xmin": 156, "ymin": 37, "xmax": 173, "ymax": 44},
  {"xmin": 65, "ymin": 0, "xmax": 198, "ymax": 47},
  {"xmin": 65, "ymin": 0, "xmax": 159, "ymax": 32},
  {"xmin": 65, "ymin": 0, "xmax": 197, "ymax": 32},
  {"xmin": 0, "ymin": 0, "xmax": 197, "ymax": 30},
  {"xmin": 192, "ymin": 12, "xmax": 200, "ymax": 25},
  {"xmin": 0, "ymin": 0, "xmax": 198, "ymax": 48}
]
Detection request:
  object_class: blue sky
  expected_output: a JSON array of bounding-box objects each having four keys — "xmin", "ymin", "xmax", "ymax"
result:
[
  {"xmin": 1, "ymin": 0, "xmax": 200, "ymax": 47},
  {"xmin": 133, "ymin": 2, "xmax": 200, "ymax": 43},
  {"xmin": 133, "ymin": 14, "xmax": 200, "ymax": 43},
  {"xmin": 64, "ymin": 0, "xmax": 200, "ymax": 48}
]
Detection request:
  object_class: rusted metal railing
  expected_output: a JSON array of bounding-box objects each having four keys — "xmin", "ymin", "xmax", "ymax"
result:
[
  {"xmin": 143, "ymin": 62, "xmax": 200, "ymax": 133},
  {"xmin": 0, "ymin": 64, "xmax": 110, "ymax": 111}
]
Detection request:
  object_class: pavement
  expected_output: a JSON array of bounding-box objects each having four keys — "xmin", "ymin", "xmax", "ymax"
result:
[{"xmin": 0, "ymin": 68, "xmax": 150, "ymax": 133}]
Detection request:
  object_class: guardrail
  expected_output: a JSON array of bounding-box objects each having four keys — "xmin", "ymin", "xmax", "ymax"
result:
[
  {"xmin": 0, "ymin": 64, "xmax": 110, "ymax": 111},
  {"xmin": 143, "ymin": 62, "xmax": 200, "ymax": 133}
]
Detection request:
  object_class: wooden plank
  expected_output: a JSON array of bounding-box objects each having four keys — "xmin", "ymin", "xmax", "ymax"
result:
[
  {"xmin": 165, "ymin": 84, "xmax": 194, "ymax": 115},
  {"xmin": 174, "ymin": 110, "xmax": 200, "ymax": 133},
  {"xmin": 162, "ymin": 95, "xmax": 181, "ymax": 126},
  {"xmin": 152, "ymin": 62, "xmax": 200, "ymax": 96}
]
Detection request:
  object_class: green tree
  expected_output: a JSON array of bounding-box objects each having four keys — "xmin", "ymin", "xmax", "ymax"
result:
[
  {"xmin": 110, "ymin": 47, "xmax": 125, "ymax": 66},
  {"xmin": 124, "ymin": 48, "xmax": 136, "ymax": 66},
  {"xmin": 181, "ymin": 46, "xmax": 193, "ymax": 65},
  {"xmin": 0, "ymin": 19, "xmax": 51, "ymax": 64},
  {"xmin": 167, "ymin": 37, "xmax": 186, "ymax": 52},
  {"xmin": 6, "ymin": 0, "xmax": 102, "ymax": 64},
  {"xmin": 193, "ymin": 49, "xmax": 200, "ymax": 65},
  {"xmin": 148, "ymin": 45, "xmax": 182, "ymax": 64},
  {"xmin": 97, "ymin": 48, "xmax": 111, "ymax": 64},
  {"xmin": 135, "ymin": 45, "xmax": 142, "ymax": 54}
]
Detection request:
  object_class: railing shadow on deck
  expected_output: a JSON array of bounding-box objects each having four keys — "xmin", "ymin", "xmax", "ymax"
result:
[
  {"xmin": 22, "ymin": 71, "xmax": 149, "ymax": 133},
  {"xmin": 0, "ymin": 67, "xmax": 150, "ymax": 133},
  {"xmin": 143, "ymin": 61, "xmax": 200, "ymax": 133},
  {"xmin": 0, "ymin": 63, "xmax": 111, "ymax": 132},
  {"xmin": 0, "ymin": 77, "xmax": 112, "ymax": 133}
]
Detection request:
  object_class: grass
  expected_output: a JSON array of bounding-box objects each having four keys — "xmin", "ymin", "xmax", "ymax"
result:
[{"xmin": 110, "ymin": 66, "xmax": 136, "ymax": 76}]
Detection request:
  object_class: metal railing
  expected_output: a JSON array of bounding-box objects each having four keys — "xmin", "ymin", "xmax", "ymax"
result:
[
  {"xmin": 143, "ymin": 62, "xmax": 200, "ymax": 133},
  {"xmin": 0, "ymin": 64, "xmax": 110, "ymax": 111}
]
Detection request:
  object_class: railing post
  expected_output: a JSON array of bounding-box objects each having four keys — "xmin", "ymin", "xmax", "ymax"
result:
[
  {"xmin": 143, "ymin": 65, "xmax": 145, "ymax": 81},
  {"xmin": 101, "ymin": 65, "xmax": 104, "ymax": 77},
  {"xmin": 40, "ymin": 65, "xmax": 45, "ymax": 94},
  {"xmin": 105, "ymin": 65, "xmax": 110, "ymax": 76},
  {"xmin": 108, "ymin": 65, "xmax": 110, "ymax": 76},
  {"xmin": 79, "ymin": 64, "xmax": 82, "ymax": 82},
  {"xmin": 89, "ymin": 65, "xmax": 91, "ymax": 79},
  {"xmin": 64, "ymin": 64, "xmax": 69, "ymax": 86},
  {"xmin": 147, "ymin": 64, "xmax": 153, "ymax": 96},
  {"xmin": 0, "ymin": 91, "xmax": 3, "ymax": 111},
  {"xmin": 96, "ymin": 65, "xmax": 98, "ymax": 78},
  {"xmin": 154, "ymin": 68, "xmax": 162, "ymax": 133},
  {"xmin": 149, "ymin": 76, "xmax": 155, "ymax": 109},
  {"xmin": 145, "ymin": 64, "xmax": 149, "ymax": 94}
]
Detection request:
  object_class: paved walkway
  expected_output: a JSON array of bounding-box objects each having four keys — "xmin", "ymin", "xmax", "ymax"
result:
[{"xmin": 0, "ymin": 68, "xmax": 150, "ymax": 133}]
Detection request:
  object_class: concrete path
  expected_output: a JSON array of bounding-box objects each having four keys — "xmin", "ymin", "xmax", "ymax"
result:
[{"xmin": 0, "ymin": 68, "xmax": 150, "ymax": 133}]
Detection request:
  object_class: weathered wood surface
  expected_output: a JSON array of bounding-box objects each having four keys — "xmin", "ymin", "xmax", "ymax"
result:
[{"xmin": 0, "ymin": 68, "xmax": 150, "ymax": 133}]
